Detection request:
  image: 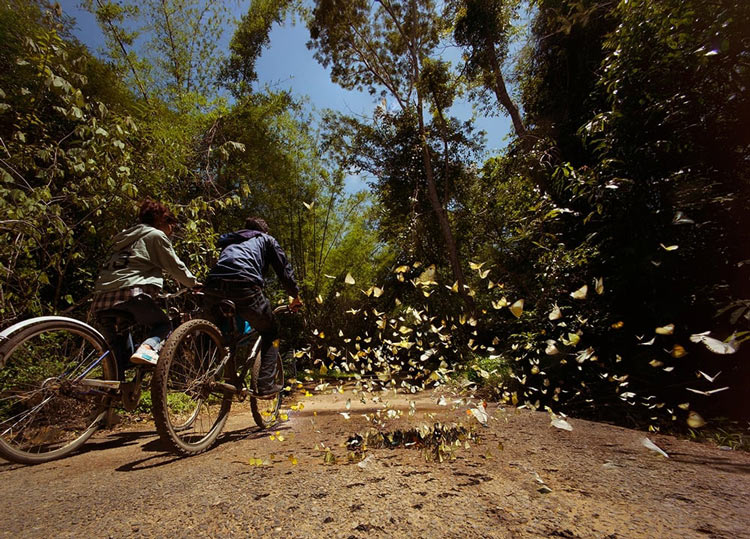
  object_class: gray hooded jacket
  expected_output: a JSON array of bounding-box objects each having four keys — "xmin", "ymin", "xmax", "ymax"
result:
[{"xmin": 94, "ymin": 224, "xmax": 197, "ymax": 292}]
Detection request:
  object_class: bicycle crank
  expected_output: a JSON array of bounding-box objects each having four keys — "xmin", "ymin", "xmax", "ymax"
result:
[{"xmin": 120, "ymin": 368, "xmax": 144, "ymax": 412}]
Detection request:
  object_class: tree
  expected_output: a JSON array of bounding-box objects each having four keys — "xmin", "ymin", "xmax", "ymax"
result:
[
  {"xmin": 308, "ymin": 0, "xmax": 474, "ymax": 309},
  {"xmin": 449, "ymin": 0, "xmax": 526, "ymax": 139},
  {"xmin": 83, "ymin": 0, "xmax": 232, "ymax": 105},
  {"xmin": 220, "ymin": 0, "xmax": 299, "ymax": 96}
]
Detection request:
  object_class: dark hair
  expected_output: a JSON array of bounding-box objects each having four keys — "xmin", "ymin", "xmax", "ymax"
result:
[
  {"xmin": 244, "ymin": 216, "xmax": 269, "ymax": 233},
  {"xmin": 139, "ymin": 199, "xmax": 177, "ymax": 227}
]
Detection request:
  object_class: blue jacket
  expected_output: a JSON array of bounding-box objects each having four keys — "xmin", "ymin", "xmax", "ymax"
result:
[{"xmin": 207, "ymin": 230, "xmax": 299, "ymax": 296}]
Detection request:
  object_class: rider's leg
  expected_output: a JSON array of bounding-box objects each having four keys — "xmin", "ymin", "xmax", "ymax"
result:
[
  {"xmin": 236, "ymin": 292, "xmax": 281, "ymax": 395},
  {"xmin": 94, "ymin": 313, "xmax": 129, "ymax": 380},
  {"xmin": 116, "ymin": 295, "xmax": 170, "ymax": 364}
]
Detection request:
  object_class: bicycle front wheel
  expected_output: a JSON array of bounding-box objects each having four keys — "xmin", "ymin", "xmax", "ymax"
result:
[
  {"xmin": 152, "ymin": 319, "xmax": 231, "ymax": 455},
  {"xmin": 0, "ymin": 318, "xmax": 116, "ymax": 464},
  {"xmin": 250, "ymin": 351, "xmax": 284, "ymax": 429}
]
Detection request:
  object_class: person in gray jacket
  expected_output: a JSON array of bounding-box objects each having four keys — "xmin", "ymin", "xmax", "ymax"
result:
[{"xmin": 91, "ymin": 199, "xmax": 199, "ymax": 373}]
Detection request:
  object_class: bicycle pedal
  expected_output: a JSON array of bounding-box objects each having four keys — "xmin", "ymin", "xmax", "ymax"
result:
[{"xmin": 214, "ymin": 381, "xmax": 239, "ymax": 394}]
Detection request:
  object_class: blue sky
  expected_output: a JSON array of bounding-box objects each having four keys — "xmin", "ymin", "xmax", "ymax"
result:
[{"xmin": 59, "ymin": 1, "xmax": 513, "ymax": 191}]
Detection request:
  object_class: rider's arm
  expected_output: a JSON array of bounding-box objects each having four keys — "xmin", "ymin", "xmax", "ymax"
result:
[
  {"xmin": 266, "ymin": 236, "xmax": 300, "ymax": 297},
  {"xmin": 148, "ymin": 230, "xmax": 199, "ymax": 288}
]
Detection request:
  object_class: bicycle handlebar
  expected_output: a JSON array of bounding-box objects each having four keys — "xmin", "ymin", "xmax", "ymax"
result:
[{"xmin": 157, "ymin": 288, "xmax": 195, "ymax": 300}]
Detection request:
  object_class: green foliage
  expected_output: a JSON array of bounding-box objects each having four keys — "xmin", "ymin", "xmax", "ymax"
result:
[
  {"xmin": 3, "ymin": 0, "xmax": 749, "ymax": 432},
  {"xmin": 220, "ymin": 0, "xmax": 299, "ymax": 95},
  {"xmin": 492, "ymin": 0, "xmax": 750, "ymax": 423},
  {"xmin": 0, "ymin": 8, "xmax": 143, "ymax": 318}
]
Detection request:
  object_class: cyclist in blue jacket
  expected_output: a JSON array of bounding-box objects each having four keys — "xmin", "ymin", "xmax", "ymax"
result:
[{"xmin": 205, "ymin": 217, "xmax": 302, "ymax": 397}]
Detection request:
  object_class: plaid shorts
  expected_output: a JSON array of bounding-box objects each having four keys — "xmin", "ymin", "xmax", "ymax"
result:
[{"xmin": 90, "ymin": 285, "xmax": 162, "ymax": 314}]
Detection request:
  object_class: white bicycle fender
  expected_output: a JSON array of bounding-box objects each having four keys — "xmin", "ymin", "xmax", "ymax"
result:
[{"xmin": 0, "ymin": 316, "xmax": 106, "ymax": 343}]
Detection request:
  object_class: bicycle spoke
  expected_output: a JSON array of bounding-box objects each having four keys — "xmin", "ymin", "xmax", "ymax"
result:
[
  {"xmin": 152, "ymin": 319, "xmax": 230, "ymax": 455},
  {"xmin": 0, "ymin": 321, "xmax": 115, "ymax": 463}
]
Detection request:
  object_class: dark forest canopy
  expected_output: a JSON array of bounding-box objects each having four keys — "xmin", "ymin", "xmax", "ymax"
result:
[{"xmin": 1, "ymin": 0, "xmax": 748, "ymax": 431}]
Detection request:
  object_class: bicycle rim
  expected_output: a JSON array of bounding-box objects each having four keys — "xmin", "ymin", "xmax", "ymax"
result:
[
  {"xmin": 250, "ymin": 352, "xmax": 284, "ymax": 429},
  {"xmin": 152, "ymin": 319, "xmax": 231, "ymax": 455},
  {"xmin": 0, "ymin": 320, "xmax": 116, "ymax": 464}
]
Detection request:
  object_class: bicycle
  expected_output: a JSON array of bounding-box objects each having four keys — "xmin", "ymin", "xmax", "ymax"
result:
[
  {"xmin": 0, "ymin": 290, "xmax": 198, "ymax": 464},
  {"xmin": 152, "ymin": 302, "xmax": 294, "ymax": 456}
]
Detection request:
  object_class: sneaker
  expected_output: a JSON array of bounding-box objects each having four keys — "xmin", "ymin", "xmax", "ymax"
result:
[
  {"xmin": 251, "ymin": 383, "xmax": 282, "ymax": 399},
  {"xmin": 130, "ymin": 344, "xmax": 158, "ymax": 366}
]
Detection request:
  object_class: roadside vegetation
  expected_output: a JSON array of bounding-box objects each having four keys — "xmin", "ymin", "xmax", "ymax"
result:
[{"xmin": 1, "ymin": 0, "xmax": 748, "ymax": 440}]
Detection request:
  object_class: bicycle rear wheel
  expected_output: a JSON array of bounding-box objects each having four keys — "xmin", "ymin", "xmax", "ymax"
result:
[
  {"xmin": 250, "ymin": 351, "xmax": 284, "ymax": 429},
  {"xmin": 152, "ymin": 319, "xmax": 231, "ymax": 455},
  {"xmin": 0, "ymin": 318, "xmax": 116, "ymax": 464}
]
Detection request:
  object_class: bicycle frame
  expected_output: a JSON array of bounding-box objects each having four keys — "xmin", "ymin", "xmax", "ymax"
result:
[{"xmin": 210, "ymin": 304, "xmax": 290, "ymax": 399}]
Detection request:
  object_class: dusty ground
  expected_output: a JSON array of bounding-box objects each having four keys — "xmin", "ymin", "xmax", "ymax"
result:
[{"xmin": 0, "ymin": 384, "xmax": 748, "ymax": 538}]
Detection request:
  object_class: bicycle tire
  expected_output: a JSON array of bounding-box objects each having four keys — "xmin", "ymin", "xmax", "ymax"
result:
[
  {"xmin": 0, "ymin": 318, "xmax": 117, "ymax": 464},
  {"xmin": 250, "ymin": 350, "xmax": 284, "ymax": 429},
  {"xmin": 152, "ymin": 319, "xmax": 231, "ymax": 455}
]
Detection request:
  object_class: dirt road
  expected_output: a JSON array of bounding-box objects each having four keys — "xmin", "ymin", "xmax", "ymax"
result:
[{"xmin": 1, "ymin": 386, "xmax": 748, "ymax": 538}]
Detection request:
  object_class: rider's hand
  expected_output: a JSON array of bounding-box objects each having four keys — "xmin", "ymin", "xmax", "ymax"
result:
[{"xmin": 289, "ymin": 296, "xmax": 303, "ymax": 312}]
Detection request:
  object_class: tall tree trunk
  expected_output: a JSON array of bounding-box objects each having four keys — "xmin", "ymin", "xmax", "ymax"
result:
[
  {"xmin": 406, "ymin": 0, "xmax": 473, "ymax": 311},
  {"xmin": 486, "ymin": 39, "xmax": 556, "ymax": 197},
  {"xmin": 418, "ymin": 127, "xmax": 474, "ymax": 311},
  {"xmin": 487, "ymin": 40, "xmax": 526, "ymax": 140}
]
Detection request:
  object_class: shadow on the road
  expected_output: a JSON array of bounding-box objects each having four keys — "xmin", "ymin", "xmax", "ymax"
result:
[
  {"xmin": 0, "ymin": 461, "xmax": 24, "ymax": 472},
  {"xmin": 114, "ymin": 423, "xmax": 292, "ymax": 472},
  {"xmin": 80, "ymin": 429, "xmax": 157, "ymax": 454},
  {"xmin": 115, "ymin": 452, "xmax": 182, "ymax": 472},
  {"xmin": 0, "ymin": 430, "xmax": 158, "ymax": 470},
  {"xmin": 669, "ymin": 452, "xmax": 750, "ymax": 475},
  {"xmin": 218, "ymin": 423, "xmax": 292, "ymax": 445}
]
